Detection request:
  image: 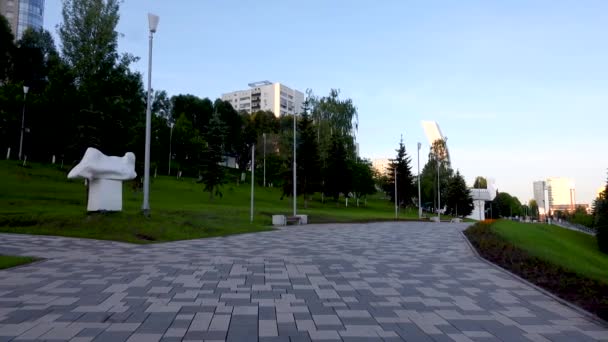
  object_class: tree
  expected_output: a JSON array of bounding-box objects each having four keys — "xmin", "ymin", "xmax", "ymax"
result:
[
  {"xmin": 0, "ymin": 14, "xmax": 15, "ymax": 82},
  {"xmin": 297, "ymin": 112, "xmax": 321, "ymax": 208},
  {"xmin": 473, "ymin": 176, "xmax": 487, "ymax": 189},
  {"xmin": 324, "ymin": 133, "xmax": 352, "ymax": 202},
  {"xmin": 310, "ymin": 89, "xmax": 358, "ymax": 164},
  {"xmin": 15, "ymin": 28, "xmax": 58, "ymax": 90},
  {"xmin": 59, "ymin": 0, "xmax": 120, "ymax": 84},
  {"xmin": 200, "ymin": 112, "xmax": 226, "ymax": 199},
  {"xmin": 529, "ymin": 199, "xmax": 539, "ymax": 219},
  {"xmin": 419, "ymin": 139, "xmax": 453, "ymax": 212},
  {"xmin": 171, "ymin": 94, "xmax": 213, "ymax": 133},
  {"xmin": 491, "ymin": 192, "xmax": 522, "ymax": 218},
  {"xmin": 215, "ymin": 99, "xmax": 241, "ymax": 156},
  {"xmin": 445, "ymin": 170, "xmax": 474, "ymax": 216},
  {"xmin": 385, "ymin": 136, "xmax": 416, "ymax": 207},
  {"xmin": 57, "ymin": 0, "xmax": 144, "ymax": 162},
  {"xmin": 351, "ymin": 158, "xmax": 376, "ymax": 206},
  {"xmin": 594, "ymin": 176, "xmax": 608, "ymax": 253}
]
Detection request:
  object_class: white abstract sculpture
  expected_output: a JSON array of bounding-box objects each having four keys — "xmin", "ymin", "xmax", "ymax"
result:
[
  {"xmin": 467, "ymin": 179, "xmax": 498, "ymax": 221},
  {"xmin": 68, "ymin": 148, "xmax": 136, "ymax": 212}
]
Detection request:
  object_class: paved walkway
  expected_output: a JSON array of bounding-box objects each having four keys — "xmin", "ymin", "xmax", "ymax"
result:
[{"xmin": 0, "ymin": 222, "xmax": 606, "ymax": 342}]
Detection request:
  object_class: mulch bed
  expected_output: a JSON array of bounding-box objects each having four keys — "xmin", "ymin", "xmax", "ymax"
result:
[{"xmin": 464, "ymin": 222, "xmax": 608, "ymax": 322}]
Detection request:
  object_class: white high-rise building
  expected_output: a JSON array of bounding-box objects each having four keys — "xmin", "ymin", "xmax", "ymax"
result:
[
  {"xmin": 221, "ymin": 81, "xmax": 304, "ymax": 117},
  {"xmin": 533, "ymin": 181, "xmax": 546, "ymax": 213},
  {"xmin": 546, "ymin": 177, "xmax": 576, "ymax": 212}
]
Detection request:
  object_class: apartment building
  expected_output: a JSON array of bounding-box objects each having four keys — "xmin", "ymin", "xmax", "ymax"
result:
[
  {"xmin": 0, "ymin": 0, "xmax": 44, "ymax": 40},
  {"xmin": 221, "ymin": 81, "xmax": 304, "ymax": 117}
]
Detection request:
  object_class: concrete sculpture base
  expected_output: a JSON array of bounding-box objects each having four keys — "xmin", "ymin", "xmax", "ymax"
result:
[{"xmin": 87, "ymin": 179, "xmax": 122, "ymax": 212}]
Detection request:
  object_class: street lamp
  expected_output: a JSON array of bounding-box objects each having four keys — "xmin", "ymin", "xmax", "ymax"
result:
[
  {"xmin": 293, "ymin": 112, "xmax": 297, "ymax": 216},
  {"xmin": 142, "ymin": 13, "xmax": 159, "ymax": 216},
  {"xmin": 263, "ymin": 133, "xmax": 266, "ymax": 187},
  {"xmin": 417, "ymin": 142, "xmax": 421, "ymax": 219},
  {"xmin": 394, "ymin": 166, "xmax": 398, "ymax": 219},
  {"xmin": 168, "ymin": 122, "xmax": 174, "ymax": 176},
  {"xmin": 18, "ymin": 85, "xmax": 29, "ymax": 160},
  {"xmin": 437, "ymin": 147, "xmax": 441, "ymax": 222}
]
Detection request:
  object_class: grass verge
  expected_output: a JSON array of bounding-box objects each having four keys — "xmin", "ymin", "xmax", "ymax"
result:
[
  {"xmin": 464, "ymin": 220, "xmax": 608, "ymax": 321},
  {"xmin": 0, "ymin": 255, "xmax": 37, "ymax": 270},
  {"xmin": 0, "ymin": 160, "xmax": 424, "ymax": 243}
]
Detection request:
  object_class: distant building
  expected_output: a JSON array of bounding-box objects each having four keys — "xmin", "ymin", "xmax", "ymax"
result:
[
  {"xmin": 371, "ymin": 158, "xmax": 391, "ymax": 176},
  {"xmin": 221, "ymin": 81, "xmax": 304, "ymax": 117},
  {"xmin": 0, "ymin": 0, "xmax": 44, "ymax": 40},
  {"xmin": 546, "ymin": 177, "xmax": 576, "ymax": 212},
  {"xmin": 533, "ymin": 181, "xmax": 547, "ymax": 214}
]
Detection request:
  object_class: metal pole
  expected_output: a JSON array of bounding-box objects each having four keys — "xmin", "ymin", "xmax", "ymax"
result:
[
  {"xmin": 437, "ymin": 153, "xmax": 440, "ymax": 222},
  {"xmin": 168, "ymin": 123, "xmax": 173, "ymax": 175},
  {"xmin": 142, "ymin": 30, "xmax": 154, "ymax": 216},
  {"xmin": 251, "ymin": 144, "xmax": 255, "ymax": 223},
  {"xmin": 263, "ymin": 133, "xmax": 266, "ymax": 187},
  {"xmin": 394, "ymin": 167, "xmax": 398, "ymax": 219},
  {"xmin": 293, "ymin": 113, "xmax": 297, "ymax": 216},
  {"xmin": 18, "ymin": 89, "xmax": 27, "ymax": 160},
  {"xmin": 417, "ymin": 142, "xmax": 421, "ymax": 219}
]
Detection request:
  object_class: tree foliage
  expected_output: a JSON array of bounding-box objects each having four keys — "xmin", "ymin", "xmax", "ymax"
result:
[
  {"xmin": 384, "ymin": 136, "xmax": 415, "ymax": 207},
  {"xmin": 473, "ymin": 176, "xmax": 487, "ymax": 189},
  {"xmin": 59, "ymin": 0, "xmax": 120, "ymax": 84},
  {"xmin": 594, "ymin": 176, "xmax": 608, "ymax": 253},
  {"xmin": 445, "ymin": 170, "xmax": 473, "ymax": 216}
]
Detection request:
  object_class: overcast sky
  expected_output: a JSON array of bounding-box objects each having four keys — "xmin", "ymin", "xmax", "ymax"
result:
[{"xmin": 43, "ymin": 0, "xmax": 608, "ymax": 204}]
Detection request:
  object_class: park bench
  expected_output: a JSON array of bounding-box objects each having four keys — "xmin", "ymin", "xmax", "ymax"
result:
[{"xmin": 272, "ymin": 214, "xmax": 308, "ymax": 226}]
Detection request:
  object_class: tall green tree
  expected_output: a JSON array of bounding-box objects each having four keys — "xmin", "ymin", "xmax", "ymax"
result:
[
  {"xmin": 297, "ymin": 112, "xmax": 321, "ymax": 207},
  {"xmin": 59, "ymin": 0, "xmax": 120, "ymax": 84},
  {"xmin": 351, "ymin": 158, "xmax": 377, "ymax": 206},
  {"xmin": 419, "ymin": 140, "xmax": 453, "ymax": 212},
  {"xmin": 200, "ymin": 112, "xmax": 226, "ymax": 199},
  {"xmin": 594, "ymin": 176, "xmax": 608, "ymax": 253},
  {"xmin": 473, "ymin": 176, "xmax": 487, "ymax": 189},
  {"xmin": 445, "ymin": 170, "xmax": 473, "ymax": 216},
  {"xmin": 385, "ymin": 136, "xmax": 416, "ymax": 207},
  {"xmin": 58, "ymin": 0, "xmax": 144, "ymax": 161},
  {"xmin": 0, "ymin": 14, "xmax": 15, "ymax": 82},
  {"xmin": 15, "ymin": 28, "xmax": 58, "ymax": 90},
  {"xmin": 529, "ymin": 199, "xmax": 539, "ymax": 218},
  {"xmin": 324, "ymin": 133, "xmax": 352, "ymax": 202}
]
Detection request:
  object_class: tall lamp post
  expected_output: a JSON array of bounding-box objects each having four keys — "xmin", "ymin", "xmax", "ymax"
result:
[
  {"xmin": 437, "ymin": 149, "xmax": 441, "ymax": 222},
  {"xmin": 142, "ymin": 13, "xmax": 159, "ymax": 216},
  {"xmin": 18, "ymin": 86, "xmax": 29, "ymax": 160},
  {"xmin": 293, "ymin": 112, "xmax": 297, "ymax": 216},
  {"xmin": 417, "ymin": 142, "xmax": 421, "ymax": 219},
  {"xmin": 168, "ymin": 122, "xmax": 174, "ymax": 176},
  {"xmin": 394, "ymin": 167, "xmax": 398, "ymax": 219},
  {"xmin": 263, "ymin": 133, "xmax": 266, "ymax": 187}
]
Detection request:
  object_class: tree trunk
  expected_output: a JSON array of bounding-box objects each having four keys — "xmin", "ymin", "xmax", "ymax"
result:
[{"xmin": 357, "ymin": 198, "xmax": 360, "ymax": 207}]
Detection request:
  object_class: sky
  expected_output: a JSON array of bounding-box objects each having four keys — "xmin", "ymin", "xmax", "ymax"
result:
[{"xmin": 43, "ymin": 0, "xmax": 608, "ymax": 204}]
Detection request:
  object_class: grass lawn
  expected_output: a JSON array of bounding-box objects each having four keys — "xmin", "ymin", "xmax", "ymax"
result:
[
  {"xmin": 491, "ymin": 220, "xmax": 608, "ymax": 283},
  {"xmin": 0, "ymin": 255, "xmax": 37, "ymax": 270},
  {"xmin": 0, "ymin": 160, "xmax": 420, "ymax": 243}
]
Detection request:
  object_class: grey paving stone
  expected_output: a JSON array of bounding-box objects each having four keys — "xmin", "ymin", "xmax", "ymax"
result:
[{"xmin": 1, "ymin": 222, "xmax": 608, "ymax": 341}]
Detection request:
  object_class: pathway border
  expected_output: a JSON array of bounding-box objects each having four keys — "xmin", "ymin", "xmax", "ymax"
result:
[{"xmin": 460, "ymin": 230, "xmax": 608, "ymax": 328}]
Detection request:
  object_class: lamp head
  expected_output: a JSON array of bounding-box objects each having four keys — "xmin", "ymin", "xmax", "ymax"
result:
[
  {"xmin": 23, "ymin": 86, "xmax": 29, "ymax": 94},
  {"xmin": 148, "ymin": 13, "xmax": 159, "ymax": 33}
]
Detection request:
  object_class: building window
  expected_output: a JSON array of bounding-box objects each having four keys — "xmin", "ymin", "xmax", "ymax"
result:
[{"xmin": 239, "ymin": 96, "xmax": 250, "ymax": 101}]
